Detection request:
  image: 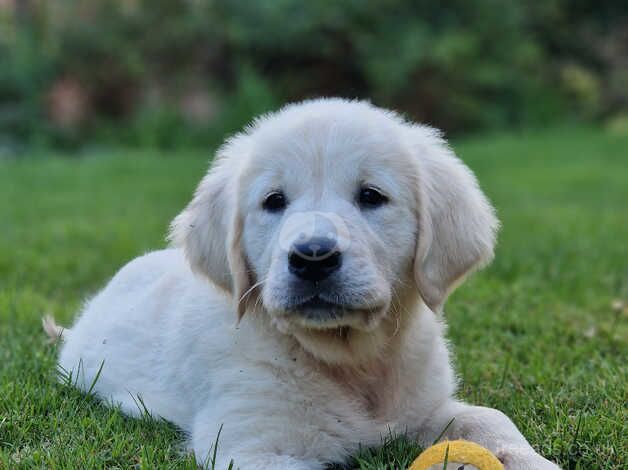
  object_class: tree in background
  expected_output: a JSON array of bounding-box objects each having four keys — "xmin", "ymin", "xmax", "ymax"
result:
[{"xmin": 0, "ymin": 0, "xmax": 626, "ymax": 151}]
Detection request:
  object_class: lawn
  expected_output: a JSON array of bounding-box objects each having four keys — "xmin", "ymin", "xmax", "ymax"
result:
[{"xmin": 1, "ymin": 127, "xmax": 626, "ymax": 469}]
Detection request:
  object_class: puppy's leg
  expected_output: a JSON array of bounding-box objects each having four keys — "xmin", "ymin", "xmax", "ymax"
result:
[
  {"xmin": 198, "ymin": 452, "xmax": 323, "ymax": 470},
  {"xmin": 420, "ymin": 400, "xmax": 560, "ymax": 470},
  {"xmin": 190, "ymin": 406, "xmax": 328, "ymax": 470},
  {"xmin": 191, "ymin": 435, "xmax": 325, "ymax": 470}
]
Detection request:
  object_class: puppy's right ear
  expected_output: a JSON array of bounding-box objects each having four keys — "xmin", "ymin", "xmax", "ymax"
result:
[{"xmin": 168, "ymin": 136, "xmax": 250, "ymax": 293}]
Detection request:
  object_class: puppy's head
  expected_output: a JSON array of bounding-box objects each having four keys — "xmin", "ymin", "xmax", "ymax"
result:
[{"xmin": 170, "ymin": 99, "xmax": 498, "ymax": 365}]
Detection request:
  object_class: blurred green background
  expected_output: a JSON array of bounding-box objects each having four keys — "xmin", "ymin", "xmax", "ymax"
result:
[{"xmin": 1, "ymin": 0, "xmax": 627, "ymax": 153}]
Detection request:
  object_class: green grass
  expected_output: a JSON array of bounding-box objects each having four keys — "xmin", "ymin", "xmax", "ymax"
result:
[{"xmin": 1, "ymin": 128, "xmax": 627, "ymax": 469}]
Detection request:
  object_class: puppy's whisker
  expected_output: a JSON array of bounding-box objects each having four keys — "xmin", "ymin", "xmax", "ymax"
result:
[
  {"xmin": 238, "ymin": 277, "xmax": 266, "ymax": 305},
  {"xmin": 253, "ymin": 293, "xmax": 265, "ymax": 314}
]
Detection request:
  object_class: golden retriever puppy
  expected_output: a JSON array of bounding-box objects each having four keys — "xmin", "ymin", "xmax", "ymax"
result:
[{"xmin": 46, "ymin": 98, "xmax": 560, "ymax": 469}]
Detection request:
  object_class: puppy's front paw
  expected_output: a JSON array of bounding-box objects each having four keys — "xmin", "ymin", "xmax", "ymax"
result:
[{"xmin": 496, "ymin": 447, "xmax": 561, "ymax": 470}]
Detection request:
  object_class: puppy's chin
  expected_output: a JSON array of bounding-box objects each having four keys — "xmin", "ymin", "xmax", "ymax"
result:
[
  {"xmin": 286, "ymin": 303, "xmax": 388, "ymax": 331},
  {"xmin": 267, "ymin": 304, "xmax": 394, "ymax": 365}
]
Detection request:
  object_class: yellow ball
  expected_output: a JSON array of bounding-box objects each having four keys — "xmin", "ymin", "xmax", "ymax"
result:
[{"xmin": 409, "ymin": 440, "xmax": 504, "ymax": 470}]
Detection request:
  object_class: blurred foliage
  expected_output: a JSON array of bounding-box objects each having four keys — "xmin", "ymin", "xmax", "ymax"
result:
[{"xmin": 0, "ymin": 0, "xmax": 627, "ymax": 151}]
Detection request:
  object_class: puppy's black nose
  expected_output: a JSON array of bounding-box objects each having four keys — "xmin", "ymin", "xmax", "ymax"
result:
[{"xmin": 288, "ymin": 237, "xmax": 342, "ymax": 282}]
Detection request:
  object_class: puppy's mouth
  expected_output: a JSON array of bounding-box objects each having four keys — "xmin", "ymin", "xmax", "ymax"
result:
[
  {"xmin": 281, "ymin": 294, "xmax": 387, "ymax": 331},
  {"xmin": 299, "ymin": 295, "xmax": 351, "ymax": 311}
]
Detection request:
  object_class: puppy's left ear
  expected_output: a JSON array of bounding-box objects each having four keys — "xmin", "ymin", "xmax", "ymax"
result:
[
  {"xmin": 409, "ymin": 126, "xmax": 499, "ymax": 312},
  {"xmin": 168, "ymin": 136, "xmax": 253, "ymax": 319}
]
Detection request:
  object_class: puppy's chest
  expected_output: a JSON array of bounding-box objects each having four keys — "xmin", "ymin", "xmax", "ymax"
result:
[
  {"xmin": 322, "ymin": 362, "xmax": 400, "ymax": 420},
  {"xmin": 243, "ymin": 345, "xmax": 403, "ymax": 437},
  {"xmin": 267, "ymin": 357, "xmax": 401, "ymax": 432}
]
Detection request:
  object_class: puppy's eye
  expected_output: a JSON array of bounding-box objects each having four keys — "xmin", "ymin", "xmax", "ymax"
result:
[
  {"xmin": 262, "ymin": 191, "xmax": 287, "ymax": 212},
  {"xmin": 358, "ymin": 186, "xmax": 388, "ymax": 208}
]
